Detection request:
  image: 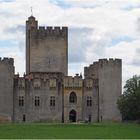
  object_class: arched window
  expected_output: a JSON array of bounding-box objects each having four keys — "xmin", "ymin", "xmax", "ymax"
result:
[{"xmin": 69, "ymin": 92, "xmax": 77, "ymax": 103}]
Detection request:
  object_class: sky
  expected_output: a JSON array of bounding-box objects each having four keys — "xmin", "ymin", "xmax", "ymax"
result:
[{"xmin": 0, "ymin": 0, "xmax": 140, "ymax": 87}]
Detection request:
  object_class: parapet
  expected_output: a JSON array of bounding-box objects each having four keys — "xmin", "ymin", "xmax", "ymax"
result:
[
  {"xmin": 31, "ymin": 26, "xmax": 68, "ymax": 38},
  {"xmin": 14, "ymin": 72, "xmax": 64, "ymax": 89},
  {"xmin": 64, "ymin": 75, "xmax": 83, "ymax": 88},
  {"xmin": 24, "ymin": 72, "xmax": 64, "ymax": 81},
  {"xmin": 0, "ymin": 57, "xmax": 14, "ymax": 66},
  {"xmin": 84, "ymin": 58, "xmax": 122, "ymax": 78},
  {"xmin": 84, "ymin": 61, "xmax": 99, "ymax": 78},
  {"xmin": 98, "ymin": 58, "xmax": 122, "ymax": 67},
  {"xmin": 85, "ymin": 58, "xmax": 121, "ymax": 68},
  {"xmin": 26, "ymin": 16, "xmax": 68, "ymax": 38}
]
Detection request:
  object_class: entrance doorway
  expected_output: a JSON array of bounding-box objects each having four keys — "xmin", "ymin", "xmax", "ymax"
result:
[
  {"xmin": 23, "ymin": 114, "xmax": 26, "ymax": 122},
  {"xmin": 69, "ymin": 110, "xmax": 76, "ymax": 122}
]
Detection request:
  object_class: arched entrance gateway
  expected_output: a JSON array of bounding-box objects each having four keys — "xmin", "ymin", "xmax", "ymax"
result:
[{"xmin": 69, "ymin": 110, "xmax": 76, "ymax": 122}]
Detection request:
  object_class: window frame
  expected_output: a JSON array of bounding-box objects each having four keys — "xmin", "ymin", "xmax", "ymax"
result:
[
  {"xmin": 87, "ymin": 96, "xmax": 92, "ymax": 107},
  {"xmin": 19, "ymin": 96, "xmax": 24, "ymax": 107},
  {"xmin": 69, "ymin": 92, "xmax": 77, "ymax": 103},
  {"xmin": 35, "ymin": 96, "xmax": 40, "ymax": 107},
  {"xmin": 50, "ymin": 96, "xmax": 55, "ymax": 107}
]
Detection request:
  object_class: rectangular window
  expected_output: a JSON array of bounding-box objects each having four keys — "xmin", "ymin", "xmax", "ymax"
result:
[
  {"xmin": 50, "ymin": 96, "xmax": 55, "ymax": 106},
  {"xmin": 87, "ymin": 96, "xmax": 92, "ymax": 107},
  {"xmin": 19, "ymin": 96, "xmax": 24, "ymax": 106},
  {"xmin": 35, "ymin": 96, "xmax": 40, "ymax": 106}
]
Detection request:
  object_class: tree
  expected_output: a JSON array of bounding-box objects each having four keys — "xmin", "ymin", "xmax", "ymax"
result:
[{"xmin": 117, "ymin": 75, "xmax": 140, "ymax": 121}]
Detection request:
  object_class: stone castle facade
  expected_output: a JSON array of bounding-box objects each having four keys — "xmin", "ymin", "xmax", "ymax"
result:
[{"xmin": 0, "ymin": 16, "xmax": 122, "ymax": 123}]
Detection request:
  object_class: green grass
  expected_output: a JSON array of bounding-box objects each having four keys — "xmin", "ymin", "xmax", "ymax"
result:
[{"xmin": 0, "ymin": 122, "xmax": 140, "ymax": 139}]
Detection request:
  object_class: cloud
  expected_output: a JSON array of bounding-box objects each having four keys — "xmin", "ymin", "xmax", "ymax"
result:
[
  {"xmin": 4, "ymin": 25, "xmax": 24, "ymax": 33},
  {"xmin": 69, "ymin": 28, "xmax": 93, "ymax": 63},
  {"xmin": 0, "ymin": 0, "xmax": 140, "ymax": 89},
  {"xmin": 131, "ymin": 47, "xmax": 140, "ymax": 66},
  {"xmin": 0, "ymin": 45, "xmax": 25, "ymax": 75}
]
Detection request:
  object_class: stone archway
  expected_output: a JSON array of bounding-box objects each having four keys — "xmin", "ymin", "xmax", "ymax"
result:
[{"xmin": 69, "ymin": 110, "xmax": 76, "ymax": 122}]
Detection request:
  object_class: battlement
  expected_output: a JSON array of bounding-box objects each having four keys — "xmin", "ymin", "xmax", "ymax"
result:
[
  {"xmin": 84, "ymin": 61, "xmax": 99, "ymax": 77},
  {"xmin": 84, "ymin": 58, "xmax": 121, "ymax": 78},
  {"xmin": 38, "ymin": 26, "xmax": 67, "ymax": 31},
  {"xmin": 14, "ymin": 72, "xmax": 63, "ymax": 81},
  {"xmin": 99, "ymin": 58, "xmax": 121, "ymax": 63},
  {"xmin": 98, "ymin": 58, "xmax": 121, "ymax": 67},
  {"xmin": 0, "ymin": 57, "xmax": 14, "ymax": 65},
  {"xmin": 85, "ymin": 58, "xmax": 121, "ymax": 69},
  {"xmin": 26, "ymin": 16, "xmax": 67, "ymax": 38},
  {"xmin": 64, "ymin": 75, "xmax": 83, "ymax": 88},
  {"xmin": 14, "ymin": 72, "xmax": 63, "ymax": 89},
  {"xmin": 31, "ymin": 26, "xmax": 68, "ymax": 38}
]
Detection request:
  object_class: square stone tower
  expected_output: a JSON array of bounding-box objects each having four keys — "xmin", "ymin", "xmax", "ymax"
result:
[
  {"xmin": 26, "ymin": 16, "xmax": 68, "ymax": 75},
  {"xmin": 84, "ymin": 59, "xmax": 122, "ymax": 122},
  {"xmin": 0, "ymin": 58, "xmax": 14, "ymax": 122}
]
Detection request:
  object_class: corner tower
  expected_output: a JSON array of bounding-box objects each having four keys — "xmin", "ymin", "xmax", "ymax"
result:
[
  {"xmin": 84, "ymin": 58, "xmax": 122, "ymax": 122},
  {"xmin": 26, "ymin": 16, "xmax": 68, "ymax": 75},
  {"xmin": 0, "ymin": 58, "xmax": 14, "ymax": 122}
]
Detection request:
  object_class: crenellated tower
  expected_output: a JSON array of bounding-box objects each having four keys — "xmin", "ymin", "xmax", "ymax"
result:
[
  {"xmin": 0, "ymin": 57, "xmax": 14, "ymax": 122},
  {"xmin": 84, "ymin": 58, "xmax": 122, "ymax": 122},
  {"xmin": 26, "ymin": 16, "xmax": 68, "ymax": 75}
]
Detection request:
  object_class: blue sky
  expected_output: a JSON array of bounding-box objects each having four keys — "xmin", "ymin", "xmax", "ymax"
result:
[
  {"xmin": 0, "ymin": 40, "xmax": 17, "ymax": 47},
  {"xmin": 111, "ymin": 36, "xmax": 134, "ymax": 46},
  {"xmin": 50, "ymin": 0, "xmax": 72, "ymax": 8},
  {"xmin": 1, "ymin": 0, "xmax": 140, "ymax": 86}
]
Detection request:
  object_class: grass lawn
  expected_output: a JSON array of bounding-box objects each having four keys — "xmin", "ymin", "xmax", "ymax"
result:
[{"xmin": 0, "ymin": 122, "xmax": 140, "ymax": 139}]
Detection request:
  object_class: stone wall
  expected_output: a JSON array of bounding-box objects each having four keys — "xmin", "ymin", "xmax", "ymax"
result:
[
  {"xmin": 83, "ymin": 78, "xmax": 99, "ymax": 122},
  {"xmin": 0, "ymin": 16, "xmax": 123, "ymax": 123},
  {"xmin": 14, "ymin": 72, "xmax": 63, "ymax": 122}
]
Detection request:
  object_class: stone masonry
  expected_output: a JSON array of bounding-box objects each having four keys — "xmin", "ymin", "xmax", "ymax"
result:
[{"xmin": 0, "ymin": 16, "xmax": 122, "ymax": 123}]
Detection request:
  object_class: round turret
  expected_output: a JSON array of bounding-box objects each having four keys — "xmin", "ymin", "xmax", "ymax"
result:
[
  {"xmin": 28, "ymin": 15, "xmax": 35, "ymax": 20},
  {"xmin": 26, "ymin": 15, "xmax": 38, "ymax": 30}
]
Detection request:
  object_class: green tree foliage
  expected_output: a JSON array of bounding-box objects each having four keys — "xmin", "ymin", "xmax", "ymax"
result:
[{"xmin": 117, "ymin": 75, "xmax": 140, "ymax": 120}]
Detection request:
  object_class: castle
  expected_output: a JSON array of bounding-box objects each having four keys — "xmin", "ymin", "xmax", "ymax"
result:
[{"xmin": 0, "ymin": 16, "xmax": 122, "ymax": 123}]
